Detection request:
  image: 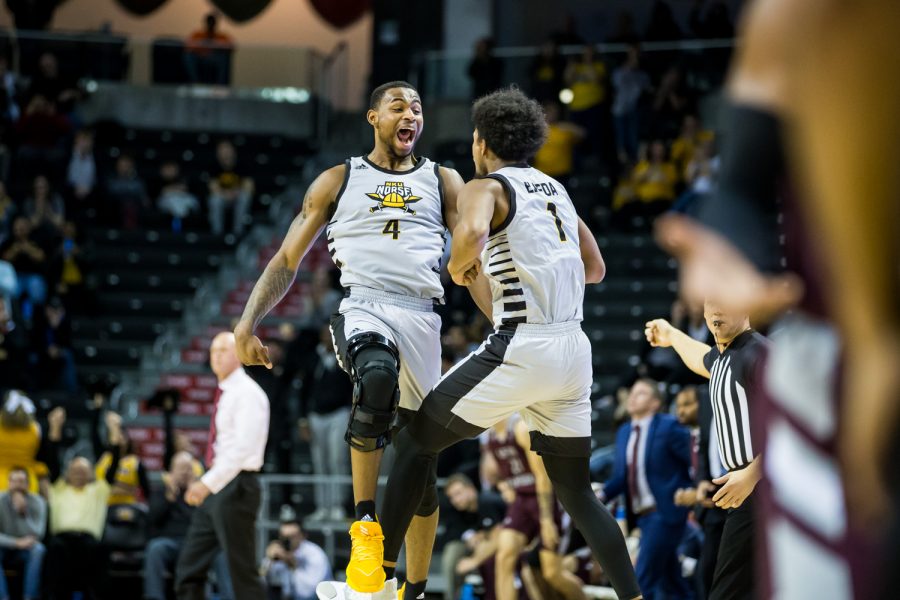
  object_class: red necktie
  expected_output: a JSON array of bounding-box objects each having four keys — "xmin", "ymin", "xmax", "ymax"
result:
[
  {"xmin": 204, "ymin": 387, "xmax": 222, "ymax": 468},
  {"xmin": 628, "ymin": 424, "xmax": 641, "ymax": 510}
]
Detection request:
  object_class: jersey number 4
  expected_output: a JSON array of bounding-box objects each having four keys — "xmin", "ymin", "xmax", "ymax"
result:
[
  {"xmin": 382, "ymin": 219, "xmax": 400, "ymax": 240},
  {"xmin": 547, "ymin": 202, "xmax": 567, "ymax": 242}
]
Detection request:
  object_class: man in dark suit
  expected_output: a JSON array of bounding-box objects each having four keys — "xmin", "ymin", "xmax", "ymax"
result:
[{"xmin": 602, "ymin": 378, "xmax": 694, "ymax": 599}]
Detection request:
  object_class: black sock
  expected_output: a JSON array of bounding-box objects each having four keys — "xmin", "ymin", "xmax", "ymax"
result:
[
  {"xmin": 384, "ymin": 566, "xmax": 395, "ymax": 580},
  {"xmin": 405, "ymin": 579, "xmax": 427, "ymax": 599},
  {"xmin": 355, "ymin": 500, "xmax": 377, "ymax": 522}
]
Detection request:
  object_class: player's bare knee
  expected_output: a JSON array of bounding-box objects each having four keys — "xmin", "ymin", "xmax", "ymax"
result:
[{"xmin": 345, "ymin": 334, "xmax": 400, "ymax": 452}]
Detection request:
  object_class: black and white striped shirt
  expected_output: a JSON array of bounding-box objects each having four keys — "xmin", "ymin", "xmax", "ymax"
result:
[{"xmin": 703, "ymin": 330, "xmax": 767, "ymax": 472}]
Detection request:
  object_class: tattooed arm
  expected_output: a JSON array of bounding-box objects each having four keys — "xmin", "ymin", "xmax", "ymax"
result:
[
  {"xmin": 514, "ymin": 418, "xmax": 560, "ymax": 550},
  {"xmin": 234, "ymin": 165, "xmax": 345, "ymax": 367}
]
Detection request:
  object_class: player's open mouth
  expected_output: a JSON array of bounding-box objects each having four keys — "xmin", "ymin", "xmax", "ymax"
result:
[{"xmin": 397, "ymin": 127, "xmax": 415, "ymax": 146}]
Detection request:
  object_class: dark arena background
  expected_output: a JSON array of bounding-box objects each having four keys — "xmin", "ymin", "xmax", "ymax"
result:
[{"xmin": 1, "ymin": 0, "xmax": 898, "ymax": 599}]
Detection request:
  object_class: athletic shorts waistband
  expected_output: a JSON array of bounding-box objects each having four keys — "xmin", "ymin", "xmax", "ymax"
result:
[
  {"xmin": 344, "ymin": 287, "xmax": 436, "ymax": 312},
  {"xmin": 499, "ymin": 321, "xmax": 583, "ymax": 337}
]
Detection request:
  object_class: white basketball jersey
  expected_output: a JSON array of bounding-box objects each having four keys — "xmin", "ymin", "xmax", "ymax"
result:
[
  {"xmin": 480, "ymin": 164, "xmax": 585, "ymax": 327},
  {"xmin": 326, "ymin": 156, "xmax": 447, "ymax": 300}
]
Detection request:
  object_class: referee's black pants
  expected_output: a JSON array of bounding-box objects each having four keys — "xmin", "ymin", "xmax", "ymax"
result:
[
  {"xmin": 175, "ymin": 471, "xmax": 264, "ymax": 600},
  {"xmin": 709, "ymin": 492, "xmax": 755, "ymax": 600}
]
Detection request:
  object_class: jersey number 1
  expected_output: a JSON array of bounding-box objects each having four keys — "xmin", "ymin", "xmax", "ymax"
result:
[
  {"xmin": 547, "ymin": 202, "xmax": 567, "ymax": 242},
  {"xmin": 383, "ymin": 219, "xmax": 400, "ymax": 240}
]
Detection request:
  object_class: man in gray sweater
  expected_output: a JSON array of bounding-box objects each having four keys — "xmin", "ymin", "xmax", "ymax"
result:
[{"xmin": 0, "ymin": 466, "xmax": 47, "ymax": 600}]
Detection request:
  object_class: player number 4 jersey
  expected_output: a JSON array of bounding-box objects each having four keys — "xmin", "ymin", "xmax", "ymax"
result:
[
  {"xmin": 327, "ymin": 156, "xmax": 447, "ymax": 300},
  {"xmin": 481, "ymin": 164, "xmax": 585, "ymax": 327}
]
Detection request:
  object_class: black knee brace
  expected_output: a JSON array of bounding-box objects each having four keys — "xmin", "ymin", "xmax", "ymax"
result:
[{"xmin": 345, "ymin": 333, "xmax": 400, "ymax": 452}]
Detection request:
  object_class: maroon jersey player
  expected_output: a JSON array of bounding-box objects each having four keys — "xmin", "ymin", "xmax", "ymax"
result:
[{"xmin": 481, "ymin": 415, "xmax": 587, "ymax": 600}]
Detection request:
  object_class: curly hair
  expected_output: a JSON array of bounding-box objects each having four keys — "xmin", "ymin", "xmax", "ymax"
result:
[{"xmin": 471, "ymin": 88, "xmax": 547, "ymax": 163}]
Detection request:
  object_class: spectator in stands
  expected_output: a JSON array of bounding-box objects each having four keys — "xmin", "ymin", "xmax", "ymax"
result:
[
  {"xmin": 14, "ymin": 94, "xmax": 70, "ymax": 179},
  {"xmin": 564, "ymin": 45, "xmax": 606, "ymax": 161},
  {"xmin": 301, "ymin": 268, "xmax": 340, "ymax": 329},
  {"xmin": 633, "ymin": 140, "xmax": 678, "ymax": 208},
  {"xmin": 0, "ymin": 183, "xmax": 16, "ymax": 245},
  {"xmin": 154, "ymin": 159, "xmax": 200, "ymax": 232},
  {"xmin": 106, "ymin": 153, "xmax": 149, "ymax": 230},
  {"xmin": 43, "ymin": 406, "xmax": 120, "ymax": 600},
  {"xmin": 48, "ymin": 220, "xmax": 88, "ymax": 312},
  {"xmin": 670, "ymin": 115, "xmax": 714, "ymax": 181},
  {"xmin": 300, "ymin": 324, "xmax": 352, "ymax": 522},
  {"xmin": 439, "ymin": 473, "xmax": 506, "ymax": 600},
  {"xmin": 208, "ymin": 139, "xmax": 253, "ymax": 236},
  {"xmin": 31, "ymin": 296, "xmax": 77, "ymax": 393},
  {"xmin": 261, "ymin": 519, "xmax": 331, "ymax": 600},
  {"xmin": 28, "ymin": 52, "xmax": 80, "ymax": 112},
  {"xmin": 0, "ymin": 391, "xmax": 43, "ymax": 495},
  {"xmin": 611, "ymin": 44, "xmax": 651, "ymax": 164},
  {"xmin": 600, "ymin": 379, "xmax": 693, "ymax": 599},
  {"xmin": 674, "ymin": 137, "xmax": 719, "ymax": 216},
  {"xmin": 0, "ymin": 466, "xmax": 46, "ymax": 600},
  {"xmin": 532, "ymin": 101, "xmax": 584, "ymax": 188},
  {"xmin": 90, "ymin": 399, "xmax": 151, "ymax": 505},
  {"xmin": 185, "ymin": 13, "xmax": 233, "ymax": 85},
  {"xmin": 467, "ymin": 38, "xmax": 503, "ymax": 100},
  {"xmin": 149, "ymin": 388, "xmax": 202, "ymax": 475},
  {"xmin": 529, "ymin": 39, "xmax": 566, "ymax": 103},
  {"xmin": 145, "ymin": 450, "xmax": 232, "ymax": 600},
  {"xmin": 64, "ymin": 129, "xmax": 98, "ymax": 222},
  {"xmin": 23, "ymin": 174, "xmax": 64, "ymax": 249},
  {"xmin": 0, "ymin": 217, "xmax": 48, "ymax": 314},
  {"xmin": 651, "ymin": 66, "xmax": 693, "ymax": 140}
]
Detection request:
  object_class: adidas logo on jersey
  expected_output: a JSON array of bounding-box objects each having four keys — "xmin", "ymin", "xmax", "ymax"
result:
[{"xmin": 355, "ymin": 163, "xmax": 368, "ymax": 169}]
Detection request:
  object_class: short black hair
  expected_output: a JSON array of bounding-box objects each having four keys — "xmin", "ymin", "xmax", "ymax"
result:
[
  {"xmin": 471, "ymin": 87, "xmax": 547, "ymax": 163},
  {"xmin": 369, "ymin": 81, "xmax": 419, "ymax": 110}
]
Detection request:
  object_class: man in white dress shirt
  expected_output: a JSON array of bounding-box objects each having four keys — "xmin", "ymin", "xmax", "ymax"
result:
[{"xmin": 176, "ymin": 332, "xmax": 270, "ymax": 600}]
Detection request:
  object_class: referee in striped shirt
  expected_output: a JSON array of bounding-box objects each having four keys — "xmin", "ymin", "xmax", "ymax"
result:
[{"xmin": 645, "ymin": 300, "xmax": 766, "ymax": 600}]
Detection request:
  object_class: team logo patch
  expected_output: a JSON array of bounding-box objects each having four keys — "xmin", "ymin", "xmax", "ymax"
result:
[{"xmin": 367, "ymin": 181, "xmax": 421, "ymax": 214}]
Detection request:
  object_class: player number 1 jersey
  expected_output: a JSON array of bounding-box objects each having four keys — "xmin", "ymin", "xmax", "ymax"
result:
[
  {"xmin": 481, "ymin": 164, "xmax": 585, "ymax": 327},
  {"xmin": 326, "ymin": 156, "xmax": 447, "ymax": 300}
]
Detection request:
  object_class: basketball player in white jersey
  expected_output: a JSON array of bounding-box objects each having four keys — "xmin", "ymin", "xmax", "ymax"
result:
[
  {"xmin": 370, "ymin": 88, "xmax": 642, "ymax": 600},
  {"xmin": 233, "ymin": 81, "xmax": 465, "ymax": 599}
]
